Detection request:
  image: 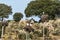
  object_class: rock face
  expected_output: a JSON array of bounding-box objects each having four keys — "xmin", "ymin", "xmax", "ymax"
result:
[{"xmin": 2, "ymin": 19, "xmax": 60, "ymax": 40}]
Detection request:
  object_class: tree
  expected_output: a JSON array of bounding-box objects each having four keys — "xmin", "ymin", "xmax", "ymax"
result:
[
  {"xmin": 13, "ymin": 12, "xmax": 23, "ymax": 22},
  {"xmin": 0, "ymin": 4, "xmax": 12, "ymax": 37},
  {"xmin": 25, "ymin": 0, "xmax": 60, "ymax": 20},
  {"xmin": 0, "ymin": 4, "xmax": 12, "ymax": 21},
  {"xmin": 52, "ymin": 0, "xmax": 60, "ymax": 3}
]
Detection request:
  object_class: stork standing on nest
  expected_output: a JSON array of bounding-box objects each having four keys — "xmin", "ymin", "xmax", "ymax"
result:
[
  {"xmin": 40, "ymin": 12, "xmax": 49, "ymax": 22},
  {"xmin": 1, "ymin": 19, "xmax": 8, "ymax": 38},
  {"xmin": 24, "ymin": 20, "xmax": 34, "ymax": 33}
]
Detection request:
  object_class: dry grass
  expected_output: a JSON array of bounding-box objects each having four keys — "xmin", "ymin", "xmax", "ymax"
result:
[{"xmin": 2, "ymin": 19, "xmax": 60, "ymax": 40}]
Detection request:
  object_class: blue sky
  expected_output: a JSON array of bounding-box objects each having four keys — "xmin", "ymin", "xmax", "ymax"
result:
[{"xmin": 0, "ymin": 0, "xmax": 40, "ymax": 21}]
